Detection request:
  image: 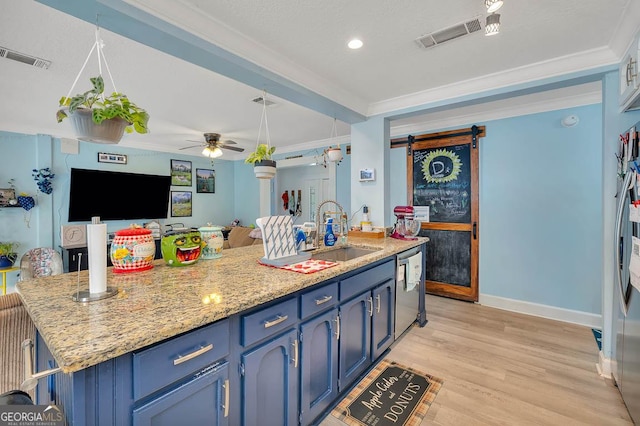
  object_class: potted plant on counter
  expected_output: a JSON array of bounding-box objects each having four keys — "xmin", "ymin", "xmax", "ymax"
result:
[
  {"xmin": 245, "ymin": 143, "xmax": 276, "ymax": 179},
  {"xmin": 0, "ymin": 241, "xmax": 19, "ymax": 269},
  {"xmin": 56, "ymin": 75, "xmax": 149, "ymax": 144}
]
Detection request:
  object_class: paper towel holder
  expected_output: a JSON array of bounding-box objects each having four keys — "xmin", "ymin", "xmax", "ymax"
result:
[
  {"xmin": 71, "ymin": 251, "xmax": 118, "ymax": 303},
  {"xmin": 71, "ymin": 287, "xmax": 118, "ymax": 303}
]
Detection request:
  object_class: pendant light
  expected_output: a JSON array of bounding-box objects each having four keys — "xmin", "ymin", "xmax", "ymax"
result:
[
  {"xmin": 485, "ymin": 0, "xmax": 503, "ymax": 13},
  {"xmin": 485, "ymin": 13, "xmax": 501, "ymax": 36}
]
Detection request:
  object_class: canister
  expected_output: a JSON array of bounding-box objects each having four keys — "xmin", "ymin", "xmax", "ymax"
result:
[
  {"xmin": 161, "ymin": 228, "xmax": 202, "ymax": 266},
  {"xmin": 110, "ymin": 227, "xmax": 156, "ymax": 273},
  {"xmin": 198, "ymin": 225, "xmax": 224, "ymax": 259}
]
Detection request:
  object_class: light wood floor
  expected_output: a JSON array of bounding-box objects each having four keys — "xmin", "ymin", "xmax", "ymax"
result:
[{"xmin": 321, "ymin": 294, "xmax": 633, "ymax": 426}]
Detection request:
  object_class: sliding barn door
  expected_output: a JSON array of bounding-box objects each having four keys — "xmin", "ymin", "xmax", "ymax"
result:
[{"xmin": 393, "ymin": 126, "xmax": 482, "ymax": 302}]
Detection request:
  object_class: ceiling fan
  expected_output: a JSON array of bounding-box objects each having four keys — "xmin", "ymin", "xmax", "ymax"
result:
[{"xmin": 179, "ymin": 133, "xmax": 245, "ymax": 158}]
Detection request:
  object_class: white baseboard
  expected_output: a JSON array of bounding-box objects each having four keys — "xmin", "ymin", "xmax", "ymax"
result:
[
  {"xmin": 478, "ymin": 293, "xmax": 602, "ymax": 328},
  {"xmin": 597, "ymin": 350, "xmax": 614, "ymax": 379}
]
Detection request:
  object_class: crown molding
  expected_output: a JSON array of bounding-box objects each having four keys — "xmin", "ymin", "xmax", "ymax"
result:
[
  {"xmin": 389, "ymin": 84, "xmax": 601, "ymax": 138},
  {"xmin": 368, "ymin": 47, "xmax": 616, "ymax": 117}
]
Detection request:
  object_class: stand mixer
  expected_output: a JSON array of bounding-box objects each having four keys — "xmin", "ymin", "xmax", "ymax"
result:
[{"xmin": 390, "ymin": 206, "xmax": 421, "ymax": 240}]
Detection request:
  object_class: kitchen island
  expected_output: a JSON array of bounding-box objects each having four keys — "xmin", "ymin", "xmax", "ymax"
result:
[{"xmin": 17, "ymin": 237, "xmax": 427, "ymax": 425}]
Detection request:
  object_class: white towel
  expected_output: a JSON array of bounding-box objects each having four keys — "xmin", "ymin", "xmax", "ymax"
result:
[{"xmin": 406, "ymin": 252, "xmax": 422, "ymax": 291}]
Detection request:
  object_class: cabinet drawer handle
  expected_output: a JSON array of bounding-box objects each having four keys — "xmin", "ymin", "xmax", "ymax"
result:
[
  {"xmin": 222, "ymin": 379, "xmax": 229, "ymax": 418},
  {"xmin": 173, "ymin": 343, "xmax": 213, "ymax": 366},
  {"xmin": 264, "ymin": 314, "xmax": 288, "ymax": 328},
  {"xmin": 315, "ymin": 295, "xmax": 333, "ymax": 305}
]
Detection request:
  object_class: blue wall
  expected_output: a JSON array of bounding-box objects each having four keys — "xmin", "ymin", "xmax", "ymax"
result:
[
  {"xmin": 0, "ymin": 131, "xmax": 238, "ymax": 290},
  {"xmin": 479, "ymin": 105, "xmax": 603, "ymax": 313},
  {"xmin": 0, "ymin": 103, "xmax": 619, "ymax": 317}
]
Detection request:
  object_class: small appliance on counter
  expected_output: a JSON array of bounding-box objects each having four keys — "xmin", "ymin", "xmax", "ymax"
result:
[{"xmin": 390, "ymin": 206, "xmax": 421, "ymax": 240}]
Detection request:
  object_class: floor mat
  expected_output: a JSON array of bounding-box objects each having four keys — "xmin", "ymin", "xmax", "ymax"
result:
[{"xmin": 330, "ymin": 359, "xmax": 443, "ymax": 426}]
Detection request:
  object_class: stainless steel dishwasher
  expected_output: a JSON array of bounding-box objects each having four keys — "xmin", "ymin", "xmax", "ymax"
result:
[{"xmin": 395, "ymin": 246, "xmax": 424, "ymax": 338}]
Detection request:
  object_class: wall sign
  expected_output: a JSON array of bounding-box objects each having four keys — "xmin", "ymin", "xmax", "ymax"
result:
[{"xmin": 98, "ymin": 152, "xmax": 127, "ymax": 164}]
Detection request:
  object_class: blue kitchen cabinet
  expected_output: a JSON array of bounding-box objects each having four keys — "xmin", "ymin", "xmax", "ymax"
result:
[
  {"xmin": 240, "ymin": 328, "xmax": 299, "ymax": 426},
  {"xmin": 132, "ymin": 362, "xmax": 229, "ymax": 426},
  {"xmin": 338, "ymin": 259, "xmax": 395, "ymax": 392},
  {"xmin": 30, "ymin": 253, "xmax": 417, "ymax": 425},
  {"xmin": 371, "ymin": 278, "xmax": 395, "ymax": 360},
  {"xmin": 338, "ymin": 291, "xmax": 372, "ymax": 391},
  {"xmin": 299, "ymin": 308, "xmax": 339, "ymax": 425}
]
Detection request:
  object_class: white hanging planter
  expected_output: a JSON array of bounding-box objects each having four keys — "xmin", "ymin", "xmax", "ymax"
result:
[
  {"xmin": 254, "ymin": 160, "xmax": 277, "ymax": 179},
  {"xmin": 66, "ymin": 108, "xmax": 129, "ymax": 144},
  {"xmin": 327, "ymin": 147, "xmax": 343, "ymax": 162},
  {"xmin": 246, "ymin": 90, "xmax": 277, "ymax": 180}
]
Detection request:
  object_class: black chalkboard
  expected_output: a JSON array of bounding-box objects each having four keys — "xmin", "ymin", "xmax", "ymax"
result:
[
  {"xmin": 413, "ymin": 144, "xmax": 471, "ymax": 223},
  {"xmin": 420, "ymin": 229, "xmax": 471, "ymax": 287}
]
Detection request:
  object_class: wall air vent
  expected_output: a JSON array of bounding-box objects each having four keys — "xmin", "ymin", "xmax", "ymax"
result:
[
  {"xmin": 0, "ymin": 46, "xmax": 51, "ymax": 69},
  {"xmin": 414, "ymin": 17, "xmax": 482, "ymax": 49},
  {"xmin": 251, "ymin": 96, "xmax": 276, "ymax": 106}
]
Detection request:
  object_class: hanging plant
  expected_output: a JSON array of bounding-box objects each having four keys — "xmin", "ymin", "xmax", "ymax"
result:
[
  {"xmin": 32, "ymin": 168, "xmax": 55, "ymax": 194},
  {"xmin": 55, "ymin": 27, "xmax": 149, "ymax": 144},
  {"xmin": 56, "ymin": 76, "xmax": 149, "ymax": 142},
  {"xmin": 245, "ymin": 91, "xmax": 277, "ymax": 179}
]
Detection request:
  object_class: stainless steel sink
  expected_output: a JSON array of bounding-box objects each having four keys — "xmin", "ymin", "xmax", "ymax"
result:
[{"xmin": 310, "ymin": 246, "xmax": 380, "ymax": 262}]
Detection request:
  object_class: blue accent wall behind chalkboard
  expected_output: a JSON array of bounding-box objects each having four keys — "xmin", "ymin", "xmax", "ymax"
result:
[{"xmin": 478, "ymin": 104, "xmax": 603, "ymax": 314}]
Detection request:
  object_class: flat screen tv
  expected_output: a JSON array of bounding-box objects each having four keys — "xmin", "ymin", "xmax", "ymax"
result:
[{"xmin": 68, "ymin": 168, "xmax": 171, "ymax": 222}]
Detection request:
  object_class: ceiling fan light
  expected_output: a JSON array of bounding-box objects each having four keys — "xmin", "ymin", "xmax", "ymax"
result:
[
  {"xmin": 485, "ymin": 0, "xmax": 503, "ymax": 13},
  {"xmin": 202, "ymin": 146, "xmax": 223, "ymax": 158},
  {"xmin": 485, "ymin": 13, "xmax": 500, "ymax": 36}
]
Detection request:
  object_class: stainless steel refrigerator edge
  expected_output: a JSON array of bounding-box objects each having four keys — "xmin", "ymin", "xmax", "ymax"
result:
[{"xmin": 614, "ymin": 129, "xmax": 640, "ymax": 423}]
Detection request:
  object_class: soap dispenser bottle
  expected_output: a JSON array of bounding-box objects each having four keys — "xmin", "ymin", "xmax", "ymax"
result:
[{"xmin": 324, "ymin": 218, "xmax": 336, "ymax": 247}]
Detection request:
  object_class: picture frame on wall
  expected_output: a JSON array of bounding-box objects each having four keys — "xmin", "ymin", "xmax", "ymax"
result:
[
  {"xmin": 171, "ymin": 191, "xmax": 192, "ymax": 217},
  {"xmin": 0, "ymin": 188, "xmax": 16, "ymax": 206},
  {"xmin": 170, "ymin": 159, "xmax": 192, "ymax": 186},
  {"xmin": 196, "ymin": 168, "xmax": 215, "ymax": 193}
]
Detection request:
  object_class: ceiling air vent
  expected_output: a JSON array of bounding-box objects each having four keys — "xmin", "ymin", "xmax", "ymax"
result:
[
  {"xmin": 252, "ymin": 96, "xmax": 276, "ymax": 107},
  {"xmin": 0, "ymin": 46, "xmax": 51, "ymax": 69},
  {"xmin": 415, "ymin": 17, "xmax": 482, "ymax": 49}
]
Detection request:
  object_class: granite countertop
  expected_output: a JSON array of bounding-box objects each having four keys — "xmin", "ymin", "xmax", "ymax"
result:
[{"xmin": 17, "ymin": 237, "xmax": 425, "ymax": 374}]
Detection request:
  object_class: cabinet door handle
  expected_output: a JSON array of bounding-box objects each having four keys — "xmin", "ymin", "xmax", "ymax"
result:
[
  {"xmin": 315, "ymin": 295, "xmax": 333, "ymax": 305},
  {"xmin": 367, "ymin": 296, "xmax": 373, "ymax": 317},
  {"xmin": 627, "ymin": 57, "xmax": 637, "ymax": 85},
  {"xmin": 292, "ymin": 339, "xmax": 299, "ymax": 368},
  {"xmin": 173, "ymin": 344, "xmax": 213, "ymax": 366},
  {"xmin": 376, "ymin": 294, "xmax": 381, "ymax": 313},
  {"xmin": 222, "ymin": 379, "xmax": 230, "ymax": 418},
  {"xmin": 264, "ymin": 314, "xmax": 288, "ymax": 328},
  {"xmin": 334, "ymin": 314, "xmax": 341, "ymax": 340}
]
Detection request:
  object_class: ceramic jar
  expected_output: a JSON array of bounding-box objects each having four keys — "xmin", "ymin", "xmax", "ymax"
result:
[
  {"xmin": 198, "ymin": 225, "xmax": 224, "ymax": 259},
  {"xmin": 110, "ymin": 228, "xmax": 156, "ymax": 273}
]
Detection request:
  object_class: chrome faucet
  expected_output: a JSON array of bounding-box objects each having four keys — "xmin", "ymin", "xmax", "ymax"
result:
[{"xmin": 315, "ymin": 199, "xmax": 346, "ymax": 248}]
